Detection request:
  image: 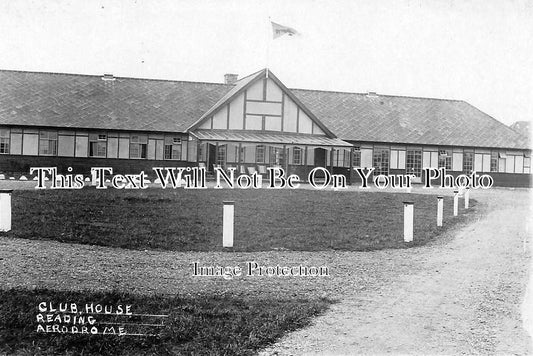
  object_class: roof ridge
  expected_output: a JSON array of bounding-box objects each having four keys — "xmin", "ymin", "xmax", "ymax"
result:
[
  {"xmin": 0, "ymin": 68, "xmax": 231, "ymax": 87},
  {"xmin": 290, "ymin": 87, "xmax": 464, "ymax": 103},
  {"xmin": 0, "ymin": 68, "xmax": 465, "ymax": 101}
]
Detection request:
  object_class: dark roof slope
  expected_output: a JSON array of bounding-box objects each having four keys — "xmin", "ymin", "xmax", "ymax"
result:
[
  {"xmin": 0, "ymin": 69, "xmax": 529, "ymax": 149},
  {"xmin": 292, "ymin": 89, "xmax": 529, "ymax": 149},
  {"xmin": 0, "ymin": 70, "xmax": 231, "ymax": 132}
]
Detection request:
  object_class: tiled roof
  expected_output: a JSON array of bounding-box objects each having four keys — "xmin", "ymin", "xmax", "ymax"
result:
[
  {"xmin": 0, "ymin": 69, "xmax": 529, "ymax": 150},
  {"xmin": 292, "ymin": 89, "xmax": 529, "ymax": 149},
  {"xmin": 192, "ymin": 130, "xmax": 352, "ymax": 147},
  {"xmin": 0, "ymin": 70, "xmax": 231, "ymax": 132}
]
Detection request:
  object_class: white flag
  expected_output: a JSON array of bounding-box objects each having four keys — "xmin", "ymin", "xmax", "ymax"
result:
[{"xmin": 271, "ymin": 21, "xmax": 299, "ymax": 39}]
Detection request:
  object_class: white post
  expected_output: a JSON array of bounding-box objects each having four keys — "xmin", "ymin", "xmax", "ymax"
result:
[
  {"xmin": 465, "ymin": 187, "xmax": 470, "ymax": 209},
  {"xmin": 437, "ymin": 196, "xmax": 443, "ymax": 227},
  {"xmin": 223, "ymin": 201, "xmax": 234, "ymax": 248},
  {"xmin": 403, "ymin": 201, "xmax": 414, "ymax": 242},
  {"xmin": 0, "ymin": 189, "xmax": 13, "ymax": 232},
  {"xmin": 453, "ymin": 190, "xmax": 459, "ymax": 216}
]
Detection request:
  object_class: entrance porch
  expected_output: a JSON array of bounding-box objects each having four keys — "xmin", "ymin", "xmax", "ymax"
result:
[{"xmin": 189, "ymin": 130, "xmax": 353, "ymax": 180}]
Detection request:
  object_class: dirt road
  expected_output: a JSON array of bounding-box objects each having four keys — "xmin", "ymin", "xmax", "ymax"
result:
[{"xmin": 260, "ymin": 188, "xmax": 532, "ymax": 355}]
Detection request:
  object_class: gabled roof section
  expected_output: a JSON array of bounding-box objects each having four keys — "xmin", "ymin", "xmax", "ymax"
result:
[
  {"xmin": 187, "ymin": 68, "xmax": 337, "ymax": 138},
  {"xmin": 266, "ymin": 70, "xmax": 336, "ymax": 138},
  {"xmin": 0, "ymin": 69, "xmax": 232, "ymax": 132},
  {"xmin": 186, "ymin": 69, "xmax": 264, "ymax": 131},
  {"xmin": 291, "ymin": 89, "xmax": 530, "ymax": 150}
]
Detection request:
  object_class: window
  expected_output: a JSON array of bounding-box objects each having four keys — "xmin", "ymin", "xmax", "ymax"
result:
[
  {"xmin": 438, "ymin": 149, "xmax": 452, "ymax": 170},
  {"xmin": 463, "ymin": 151, "xmax": 474, "ymax": 173},
  {"xmin": 129, "ymin": 134, "xmax": 148, "ymax": 159},
  {"xmin": 293, "ymin": 147, "xmax": 302, "ymax": 165},
  {"xmin": 373, "ymin": 148, "xmax": 389, "ymax": 175},
  {"xmin": 164, "ymin": 136, "xmax": 182, "ymax": 160},
  {"xmin": 216, "ymin": 145, "xmax": 226, "ymax": 166},
  {"xmin": 0, "ymin": 128, "xmax": 9, "ymax": 154},
  {"xmin": 490, "ymin": 151, "xmax": 498, "ymax": 172},
  {"xmin": 269, "ymin": 147, "xmax": 285, "ymax": 167},
  {"xmin": 89, "ymin": 133, "xmax": 107, "ymax": 157},
  {"xmin": 406, "ymin": 150, "xmax": 422, "ymax": 177},
  {"xmin": 235, "ymin": 146, "xmax": 245, "ymax": 163},
  {"xmin": 524, "ymin": 156, "xmax": 531, "ymax": 174},
  {"xmin": 198, "ymin": 144, "xmax": 205, "ymax": 161},
  {"xmin": 39, "ymin": 131, "xmax": 58, "ymax": 156},
  {"xmin": 256, "ymin": 145, "xmax": 265, "ymax": 163},
  {"xmin": 352, "ymin": 146, "xmax": 361, "ymax": 167}
]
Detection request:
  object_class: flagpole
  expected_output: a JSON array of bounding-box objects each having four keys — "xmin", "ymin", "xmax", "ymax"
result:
[{"xmin": 266, "ymin": 16, "xmax": 271, "ymax": 78}]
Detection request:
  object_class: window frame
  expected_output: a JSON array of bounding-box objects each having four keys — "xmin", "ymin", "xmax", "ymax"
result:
[
  {"xmin": 89, "ymin": 133, "xmax": 107, "ymax": 158},
  {"xmin": 163, "ymin": 135, "xmax": 182, "ymax": 160},
  {"xmin": 352, "ymin": 146, "xmax": 361, "ymax": 167},
  {"xmin": 129, "ymin": 134, "xmax": 148, "ymax": 159},
  {"xmin": 438, "ymin": 148, "xmax": 452, "ymax": 170},
  {"xmin": 216, "ymin": 144, "xmax": 227, "ymax": 166},
  {"xmin": 373, "ymin": 147, "xmax": 390, "ymax": 176},
  {"xmin": 406, "ymin": 149, "xmax": 422, "ymax": 177},
  {"xmin": 490, "ymin": 151, "xmax": 499, "ymax": 172},
  {"xmin": 38, "ymin": 130, "xmax": 58, "ymax": 156},
  {"xmin": 463, "ymin": 151, "xmax": 474, "ymax": 173},
  {"xmin": 255, "ymin": 145, "xmax": 266, "ymax": 164},
  {"xmin": 0, "ymin": 128, "xmax": 10, "ymax": 154},
  {"xmin": 293, "ymin": 147, "xmax": 303, "ymax": 165}
]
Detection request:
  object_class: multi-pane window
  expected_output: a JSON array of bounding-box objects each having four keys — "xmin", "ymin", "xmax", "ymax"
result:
[
  {"xmin": 270, "ymin": 147, "xmax": 285, "ymax": 167},
  {"xmin": 352, "ymin": 146, "xmax": 361, "ymax": 167},
  {"xmin": 0, "ymin": 128, "xmax": 9, "ymax": 154},
  {"xmin": 164, "ymin": 136, "xmax": 182, "ymax": 160},
  {"xmin": 438, "ymin": 149, "xmax": 452, "ymax": 170},
  {"xmin": 256, "ymin": 145, "xmax": 265, "ymax": 163},
  {"xmin": 198, "ymin": 144, "xmax": 205, "ymax": 162},
  {"xmin": 39, "ymin": 131, "xmax": 58, "ymax": 156},
  {"xmin": 89, "ymin": 133, "xmax": 107, "ymax": 157},
  {"xmin": 129, "ymin": 134, "xmax": 148, "ymax": 159},
  {"xmin": 406, "ymin": 150, "xmax": 422, "ymax": 177},
  {"xmin": 373, "ymin": 148, "xmax": 389, "ymax": 175},
  {"xmin": 524, "ymin": 156, "xmax": 531, "ymax": 174},
  {"xmin": 463, "ymin": 151, "xmax": 474, "ymax": 173},
  {"xmin": 216, "ymin": 145, "xmax": 226, "ymax": 166},
  {"xmin": 238, "ymin": 147, "xmax": 245, "ymax": 163},
  {"xmin": 293, "ymin": 147, "xmax": 302, "ymax": 165},
  {"xmin": 490, "ymin": 151, "xmax": 499, "ymax": 172}
]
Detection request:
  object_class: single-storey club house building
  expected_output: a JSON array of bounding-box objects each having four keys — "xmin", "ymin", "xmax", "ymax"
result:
[{"xmin": 0, "ymin": 68, "xmax": 530, "ymax": 187}]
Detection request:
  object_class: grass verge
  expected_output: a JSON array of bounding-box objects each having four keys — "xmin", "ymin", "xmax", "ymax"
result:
[
  {"xmin": 1, "ymin": 188, "xmax": 476, "ymax": 251},
  {"xmin": 0, "ymin": 288, "xmax": 332, "ymax": 355}
]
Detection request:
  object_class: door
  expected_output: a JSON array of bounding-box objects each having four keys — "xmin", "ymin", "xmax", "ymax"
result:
[
  {"xmin": 207, "ymin": 143, "xmax": 217, "ymax": 172},
  {"xmin": 314, "ymin": 148, "xmax": 327, "ymax": 167}
]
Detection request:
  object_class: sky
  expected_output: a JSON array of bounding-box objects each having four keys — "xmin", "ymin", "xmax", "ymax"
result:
[{"xmin": 0, "ymin": 0, "xmax": 532, "ymax": 126}]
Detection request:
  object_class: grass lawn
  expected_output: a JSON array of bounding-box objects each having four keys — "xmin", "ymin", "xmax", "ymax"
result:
[
  {"xmin": 0, "ymin": 288, "xmax": 332, "ymax": 355},
  {"xmin": 1, "ymin": 188, "xmax": 476, "ymax": 251}
]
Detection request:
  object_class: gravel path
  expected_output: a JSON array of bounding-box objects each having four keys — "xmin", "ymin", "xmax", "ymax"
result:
[
  {"xmin": 0, "ymin": 186, "xmax": 531, "ymax": 354},
  {"xmin": 260, "ymin": 188, "xmax": 532, "ymax": 355}
]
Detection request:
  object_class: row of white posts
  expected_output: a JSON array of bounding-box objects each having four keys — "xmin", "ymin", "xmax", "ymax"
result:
[
  {"xmin": 223, "ymin": 187, "xmax": 471, "ymax": 248},
  {"xmin": 0, "ymin": 188, "xmax": 470, "ymax": 246},
  {"xmin": 403, "ymin": 187, "xmax": 470, "ymax": 243}
]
